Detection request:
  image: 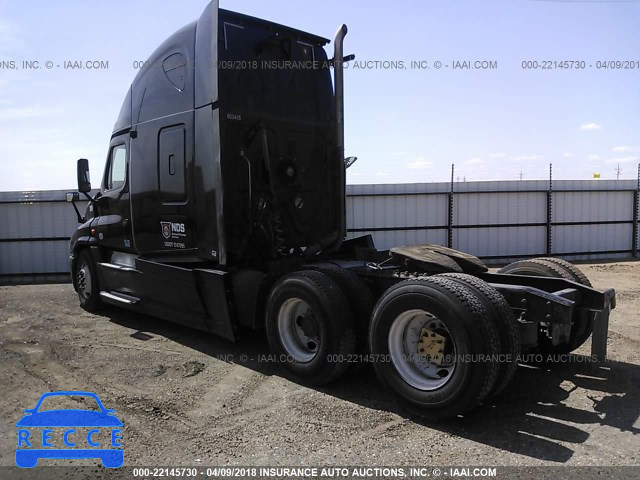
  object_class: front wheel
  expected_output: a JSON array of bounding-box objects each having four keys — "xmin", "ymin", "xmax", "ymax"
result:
[
  {"xmin": 369, "ymin": 276, "xmax": 499, "ymax": 420},
  {"xmin": 73, "ymin": 250, "xmax": 103, "ymax": 312}
]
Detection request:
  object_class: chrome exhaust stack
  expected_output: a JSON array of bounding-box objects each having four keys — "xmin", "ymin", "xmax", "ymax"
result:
[
  {"xmin": 329, "ymin": 24, "xmax": 354, "ymax": 253},
  {"xmin": 333, "ymin": 24, "xmax": 349, "ymax": 162}
]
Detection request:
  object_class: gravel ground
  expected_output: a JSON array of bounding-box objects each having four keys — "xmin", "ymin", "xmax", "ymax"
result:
[{"xmin": 1, "ymin": 261, "xmax": 639, "ymax": 472}]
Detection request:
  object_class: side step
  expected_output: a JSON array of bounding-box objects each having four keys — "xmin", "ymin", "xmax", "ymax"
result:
[
  {"xmin": 98, "ymin": 262, "xmax": 140, "ymax": 273},
  {"xmin": 100, "ymin": 291, "xmax": 140, "ymax": 305}
]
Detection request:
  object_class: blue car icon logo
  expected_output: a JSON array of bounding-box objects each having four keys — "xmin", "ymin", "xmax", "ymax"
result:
[{"xmin": 16, "ymin": 391, "xmax": 123, "ymax": 468}]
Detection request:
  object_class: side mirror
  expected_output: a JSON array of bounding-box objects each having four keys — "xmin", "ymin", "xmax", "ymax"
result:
[
  {"xmin": 66, "ymin": 192, "xmax": 80, "ymax": 203},
  {"xmin": 77, "ymin": 158, "xmax": 92, "ymax": 193}
]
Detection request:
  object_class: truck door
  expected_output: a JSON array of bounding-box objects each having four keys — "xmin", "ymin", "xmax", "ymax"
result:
[{"xmin": 95, "ymin": 135, "xmax": 133, "ymax": 251}]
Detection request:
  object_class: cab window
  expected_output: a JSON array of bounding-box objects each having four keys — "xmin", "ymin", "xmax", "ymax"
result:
[{"xmin": 105, "ymin": 145, "xmax": 127, "ymax": 191}]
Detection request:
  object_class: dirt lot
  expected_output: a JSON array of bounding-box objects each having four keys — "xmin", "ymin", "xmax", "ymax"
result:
[{"xmin": 1, "ymin": 261, "xmax": 639, "ymax": 470}]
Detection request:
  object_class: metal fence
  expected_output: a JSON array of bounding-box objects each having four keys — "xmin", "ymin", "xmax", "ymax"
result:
[
  {"xmin": 346, "ymin": 179, "xmax": 640, "ymax": 261},
  {"xmin": 1, "ymin": 179, "xmax": 639, "ymax": 284},
  {"xmin": 0, "ymin": 190, "xmax": 93, "ymax": 284}
]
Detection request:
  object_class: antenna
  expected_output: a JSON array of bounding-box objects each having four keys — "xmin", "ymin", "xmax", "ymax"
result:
[{"xmin": 615, "ymin": 164, "xmax": 621, "ymax": 180}]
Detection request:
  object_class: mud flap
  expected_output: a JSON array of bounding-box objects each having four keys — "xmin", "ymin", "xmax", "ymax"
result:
[{"xmin": 591, "ymin": 288, "xmax": 616, "ymax": 363}]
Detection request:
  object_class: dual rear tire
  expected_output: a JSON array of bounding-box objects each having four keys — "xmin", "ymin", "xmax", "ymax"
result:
[
  {"xmin": 266, "ymin": 269, "xmax": 522, "ymax": 419},
  {"xmin": 368, "ymin": 275, "xmax": 519, "ymax": 420},
  {"xmin": 265, "ymin": 270, "xmax": 358, "ymax": 385},
  {"xmin": 266, "ymin": 258, "xmax": 589, "ymax": 419},
  {"xmin": 498, "ymin": 257, "xmax": 594, "ymax": 353},
  {"xmin": 439, "ymin": 273, "xmax": 520, "ymax": 399}
]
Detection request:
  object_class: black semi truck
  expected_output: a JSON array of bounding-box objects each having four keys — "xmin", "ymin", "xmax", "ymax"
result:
[{"xmin": 67, "ymin": 1, "xmax": 615, "ymax": 419}]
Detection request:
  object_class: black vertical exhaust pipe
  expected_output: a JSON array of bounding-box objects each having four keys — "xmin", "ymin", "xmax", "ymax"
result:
[
  {"xmin": 304, "ymin": 24, "xmax": 351, "ymax": 259},
  {"xmin": 334, "ymin": 24, "xmax": 348, "ymax": 163},
  {"xmin": 333, "ymin": 24, "xmax": 349, "ymax": 251}
]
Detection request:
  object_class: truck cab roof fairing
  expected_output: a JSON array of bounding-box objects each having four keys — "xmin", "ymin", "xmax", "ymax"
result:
[
  {"xmin": 195, "ymin": 0, "xmax": 219, "ymax": 108},
  {"xmin": 129, "ymin": 21, "xmax": 196, "ymax": 127},
  {"xmin": 112, "ymin": 0, "xmax": 223, "ymax": 134},
  {"xmin": 111, "ymin": 21, "xmax": 197, "ymax": 135}
]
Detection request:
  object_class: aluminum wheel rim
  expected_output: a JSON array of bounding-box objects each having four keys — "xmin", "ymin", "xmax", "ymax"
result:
[
  {"xmin": 77, "ymin": 262, "xmax": 92, "ymax": 300},
  {"xmin": 277, "ymin": 298, "xmax": 320, "ymax": 363},
  {"xmin": 388, "ymin": 309, "xmax": 456, "ymax": 391}
]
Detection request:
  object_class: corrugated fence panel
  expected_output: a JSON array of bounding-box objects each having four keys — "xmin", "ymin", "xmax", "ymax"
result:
[
  {"xmin": 455, "ymin": 192, "xmax": 547, "ymax": 225},
  {"xmin": 0, "ymin": 241, "xmax": 68, "ymax": 274},
  {"xmin": 455, "ymin": 227, "xmax": 546, "ymax": 258},
  {"xmin": 553, "ymin": 225, "xmax": 632, "ymax": 254},
  {"xmin": 347, "ymin": 194, "xmax": 448, "ymax": 229},
  {"xmin": 553, "ymin": 191, "xmax": 633, "ymax": 222},
  {"xmin": 2, "ymin": 202, "xmax": 82, "ymax": 238},
  {"xmin": 0, "ymin": 190, "xmax": 93, "ymax": 281},
  {"xmin": 550, "ymin": 191, "xmax": 635, "ymax": 255}
]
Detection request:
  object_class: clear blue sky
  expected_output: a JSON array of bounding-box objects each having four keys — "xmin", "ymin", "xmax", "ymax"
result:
[{"xmin": 1, "ymin": 0, "xmax": 639, "ymax": 191}]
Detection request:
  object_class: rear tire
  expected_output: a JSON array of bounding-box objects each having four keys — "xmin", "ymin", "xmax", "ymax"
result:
[
  {"xmin": 536, "ymin": 257, "xmax": 592, "ymax": 287},
  {"xmin": 311, "ymin": 265, "xmax": 375, "ymax": 369},
  {"xmin": 439, "ymin": 273, "xmax": 520, "ymax": 399},
  {"xmin": 498, "ymin": 258, "xmax": 593, "ymax": 353},
  {"xmin": 74, "ymin": 250, "xmax": 103, "ymax": 312},
  {"xmin": 497, "ymin": 258, "xmax": 574, "ymax": 280},
  {"xmin": 265, "ymin": 270, "xmax": 357, "ymax": 385},
  {"xmin": 369, "ymin": 276, "xmax": 500, "ymax": 420}
]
